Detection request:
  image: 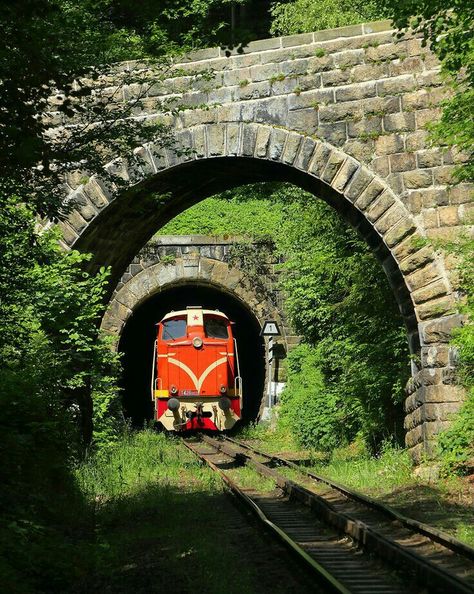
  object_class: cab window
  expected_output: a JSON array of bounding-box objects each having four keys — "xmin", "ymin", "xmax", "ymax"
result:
[
  {"xmin": 204, "ymin": 317, "xmax": 228, "ymax": 339},
  {"xmin": 162, "ymin": 317, "xmax": 187, "ymax": 340}
]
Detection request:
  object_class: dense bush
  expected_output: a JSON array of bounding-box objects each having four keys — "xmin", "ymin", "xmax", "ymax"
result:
[
  {"xmin": 278, "ymin": 345, "xmax": 343, "ymax": 450},
  {"xmin": 438, "ymin": 237, "xmax": 474, "ymax": 474},
  {"xmin": 270, "ymin": 0, "xmax": 383, "ymax": 35},
  {"xmin": 276, "ymin": 195, "xmax": 408, "ymax": 451},
  {"xmin": 158, "ymin": 185, "xmax": 284, "ymax": 237},
  {"xmin": 0, "ymin": 198, "xmax": 119, "ymax": 592}
]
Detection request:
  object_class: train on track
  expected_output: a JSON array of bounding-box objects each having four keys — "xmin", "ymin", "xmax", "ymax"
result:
[{"xmin": 152, "ymin": 306, "xmax": 242, "ymax": 431}]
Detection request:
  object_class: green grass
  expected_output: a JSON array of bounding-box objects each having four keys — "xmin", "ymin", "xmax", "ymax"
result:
[
  {"xmin": 226, "ymin": 465, "xmax": 276, "ymax": 492},
  {"xmin": 236, "ymin": 426, "xmax": 414, "ymax": 493},
  {"xmin": 236, "ymin": 422, "xmax": 304, "ymax": 454},
  {"xmin": 311, "ymin": 444, "xmax": 415, "ymax": 494},
  {"xmin": 235, "ymin": 425, "xmax": 474, "ymax": 547},
  {"xmin": 74, "ymin": 429, "xmax": 311, "ymax": 594},
  {"xmin": 457, "ymin": 523, "xmax": 474, "ymax": 546},
  {"xmin": 77, "ymin": 430, "xmax": 221, "ymax": 500}
]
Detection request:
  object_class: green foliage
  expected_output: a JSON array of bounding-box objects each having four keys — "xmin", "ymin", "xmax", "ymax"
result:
[
  {"xmin": 275, "ymin": 195, "xmax": 408, "ymax": 451},
  {"xmin": 157, "ymin": 183, "xmax": 285, "ymax": 237},
  {"xmin": 279, "ymin": 344, "xmax": 343, "ymax": 450},
  {"xmin": 430, "ymin": 91, "xmax": 474, "ymax": 182},
  {"xmin": 227, "ymin": 465, "xmax": 277, "ymax": 491},
  {"xmin": 439, "ymin": 393, "xmax": 474, "ymax": 475},
  {"xmin": 0, "ymin": 197, "xmax": 121, "ymax": 592},
  {"xmin": 236, "ymin": 421, "xmax": 301, "ymax": 452},
  {"xmin": 438, "ymin": 237, "xmax": 474, "ymax": 474},
  {"xmin": 270, "ymin": 0, "xmax": 384, "ymax": 36},
  {"xmin": 0, "ymin": 3, "xmax": 276, "ymax": 589}
]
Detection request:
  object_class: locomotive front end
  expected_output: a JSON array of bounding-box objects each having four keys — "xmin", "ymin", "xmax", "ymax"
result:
[{"xmin": 153, "ymin": 307, "xmax": 242, "ymax": 431}]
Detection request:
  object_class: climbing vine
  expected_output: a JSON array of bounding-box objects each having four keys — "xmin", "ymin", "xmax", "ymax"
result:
[{"xmin": 226, "ymin": 238, "xmax": 278, "ymax": 305}]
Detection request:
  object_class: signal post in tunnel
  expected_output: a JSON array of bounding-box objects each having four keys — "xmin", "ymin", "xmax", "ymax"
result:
[{"xmin": 261, "ymin": 319, "xmax": 286, "ymax": 418}]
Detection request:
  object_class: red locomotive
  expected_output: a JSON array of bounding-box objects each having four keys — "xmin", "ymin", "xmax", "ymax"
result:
[{"xmin": 152, "ymin": 306, "xmax": 242, "ymax": 431}]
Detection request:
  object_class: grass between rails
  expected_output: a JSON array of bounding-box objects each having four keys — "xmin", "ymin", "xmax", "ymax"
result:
[
  {"xmin": 226, "ymin": 465, "xmax": 276, "ymax": 492},
  {"xmin": 74, "ymin": 430, "xmax": 317, "ymax": 594},
  {"xmin": 236, "ymin": 423, "xmax": 474, "ymax": 547},
  {"xmin": 236, "ymin": 422, "xmax": 302, "ymax": 453}
]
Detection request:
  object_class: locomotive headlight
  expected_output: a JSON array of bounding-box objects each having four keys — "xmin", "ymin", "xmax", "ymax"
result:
[
  {"xmin": 192, "ymin": 337, "xmax": 203, "ymax": 349},
  {"xmin": 170, "ymin": 385, "xmax": 178, "ymax": 395},
  {"xmin": 220, "ymin": 385, "xmax": 227, "ymax": 394},
  {"xmin": 218, "ymin": 396, "xmax": 231, "ymax": 411}
]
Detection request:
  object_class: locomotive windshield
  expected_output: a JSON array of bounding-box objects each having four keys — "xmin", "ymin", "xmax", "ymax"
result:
[
  {"xmin": 162, "ymin": 317, "xmax": 187, "ymax": 340},
  {"xmin": 204, "ymin": 317, "xmax": 228, "ymax": 339}
]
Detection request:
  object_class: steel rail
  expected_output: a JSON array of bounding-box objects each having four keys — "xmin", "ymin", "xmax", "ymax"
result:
[
  {"xmin": 224, "ymin": 435, "xmax": 474, "ymax": 561},
  {"xmin": 182, "ymin": 438, "xmax": 352, "ymax": 594},
  {"xmin": 203, "ymin": 435, "xmax": 474, "ymax": 594}
]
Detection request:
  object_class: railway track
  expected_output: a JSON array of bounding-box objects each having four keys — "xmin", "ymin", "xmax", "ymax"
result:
[{"xmin": 183, "ymin": 435, "xmax": 474, "ymax": 594}]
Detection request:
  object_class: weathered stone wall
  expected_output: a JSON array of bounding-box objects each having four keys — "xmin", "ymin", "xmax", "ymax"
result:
[
  {"xmin": 47, "ymin": 20, "xmax": 472, "ymax": 460},
  {"xmin": 104, "ymin": 235, "xmax": 292, "ymax": 349}
]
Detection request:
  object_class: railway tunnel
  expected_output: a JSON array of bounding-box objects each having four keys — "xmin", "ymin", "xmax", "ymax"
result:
[
  {"xmin": 55, "ymin": 20, "xmax": 469, "ymax": 458},
  {"xmin": 118, "ymin": 282, "xmax": 266, "ymax": 427}
]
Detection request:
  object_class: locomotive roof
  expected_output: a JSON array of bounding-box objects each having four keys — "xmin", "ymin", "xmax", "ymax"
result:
[{"xmin": 160, "ymin": 308, "xmax": 229, "ymax": 322}]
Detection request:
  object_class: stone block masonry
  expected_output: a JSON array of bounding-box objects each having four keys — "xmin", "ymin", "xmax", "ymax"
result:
[
  {"xmin": 46, "ymin": 20, "xmax": 472, "ymax": 462},
  {"xmin": 106, "ymin": 235, "xmax": 296, "ymax": 356}
]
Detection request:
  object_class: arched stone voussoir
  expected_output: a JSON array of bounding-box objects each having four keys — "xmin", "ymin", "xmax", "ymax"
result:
[
  {"xmin": 61, "ymin": 123, "xmax": 452, "ymax": 317},
  {"xmin": 125, "ymin": 270, "xmax": 152, "ymax": 301},
  {"xmin": 60, "ymin": 122, "xmax": 456, "ymax": 332},
  {"xmin": 66, "ymin": 186, "xmax": 98, "ymax": 223},
  {"xmin": 101, "ymin": 255, "xmax": 283, "ymax": 351}
]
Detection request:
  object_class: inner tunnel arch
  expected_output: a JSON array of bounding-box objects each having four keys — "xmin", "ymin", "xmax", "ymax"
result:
[{"xmin": 118, "ymin": 280, "xmax": 266, "ymax": 427}]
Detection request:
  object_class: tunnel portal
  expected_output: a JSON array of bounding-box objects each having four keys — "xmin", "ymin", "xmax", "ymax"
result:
[{"xmin": 118, "ymin": 283, "xmax": 266, "ymax": 427}]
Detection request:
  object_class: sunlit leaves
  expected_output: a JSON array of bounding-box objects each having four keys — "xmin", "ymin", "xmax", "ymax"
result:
[{"xmin": 270, "ymin": 0, "xmax": 385, "ymax": 36}]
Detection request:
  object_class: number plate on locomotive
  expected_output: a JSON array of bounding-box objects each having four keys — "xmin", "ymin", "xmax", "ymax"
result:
[{"xmin": 180, "ymin": 390, "xmax": 198, "ymax": 396}]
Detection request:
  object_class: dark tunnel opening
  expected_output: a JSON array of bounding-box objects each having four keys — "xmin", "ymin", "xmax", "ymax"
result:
[{"xmin": 118, "ymin": 283, "xmax": 266, "ymax": 428}]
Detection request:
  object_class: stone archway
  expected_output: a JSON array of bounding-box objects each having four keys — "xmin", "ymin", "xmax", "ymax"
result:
[
  {"xmin": 46, "ymin": 19, "xmax": 471, "ymax": 459},
  {"xmin": 57, "ymin": 121, "xmax": 464, "ymax": 460},
  {"xmin": 102, "ymin": 254, "xmax": 284, "ymax": 340}
]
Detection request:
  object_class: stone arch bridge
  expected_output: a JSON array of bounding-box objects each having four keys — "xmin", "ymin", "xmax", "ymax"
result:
[{"xmin": 47, "ymin": 20, "xmax": 472, "ymax": 460}]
